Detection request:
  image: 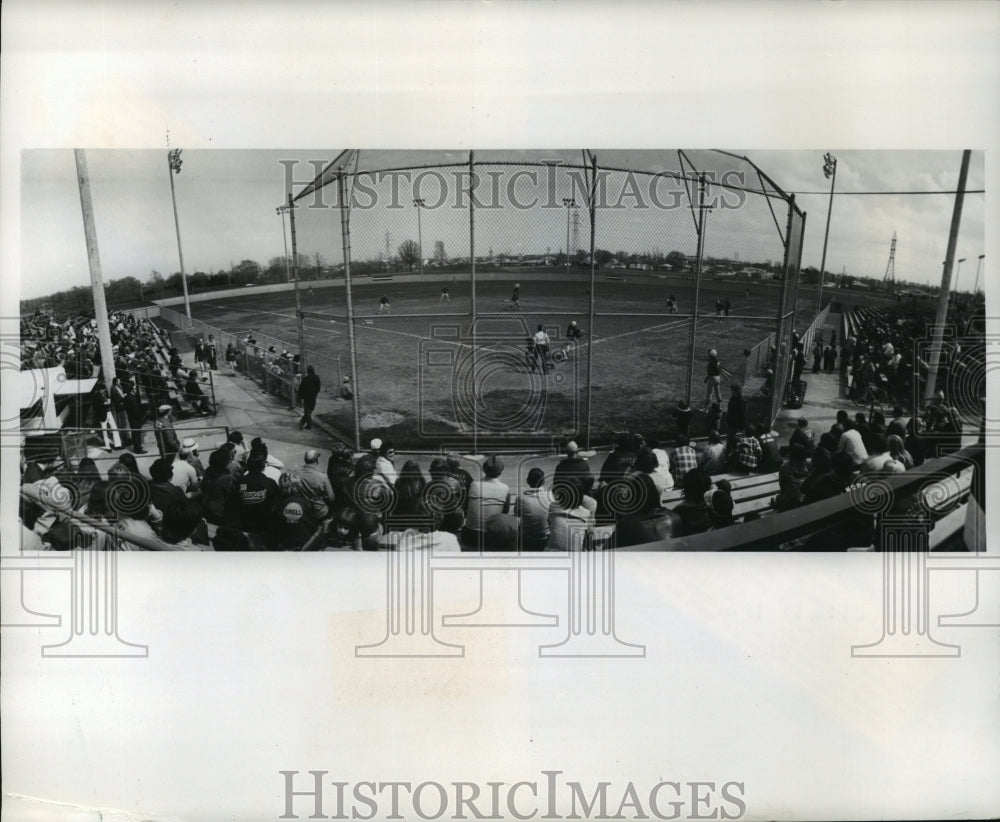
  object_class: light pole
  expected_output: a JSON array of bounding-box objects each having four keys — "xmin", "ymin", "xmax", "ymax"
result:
[
  {"xmin": 167, "ymin": 148, "xmax": 191, "ymax": 318},
  {"xmin": 276, "ymin": 205, "xmax": 291, "ymax": 282},
  {"xmin": 817, "ymin": 152, "xmax": 837, "ymax": 310},
  {"xmin": 973, "ymin": 253, "xmax": 985, "ymax": 295},
  {"xmin": 953, "ymin": 257, "xmax": 967, "ymax": 297},
  {"xmin": 414, "ymin": 198, "xmax": 425, "ymax": 277},
  {"xmin": 563, "ymin": 198, "xmax": 576, "ymax": 275}
]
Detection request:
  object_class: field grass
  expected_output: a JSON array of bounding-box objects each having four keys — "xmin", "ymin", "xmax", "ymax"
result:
[{"xmin": 178, "ymin": 273, "xmax": 807, "ymax": 449}]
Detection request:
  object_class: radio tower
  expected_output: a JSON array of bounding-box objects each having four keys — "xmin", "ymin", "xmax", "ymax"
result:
[
  {"xmin": 571, "ymin": 209, "xmax": 581, "ymax": 259},
  {"xmin": 883, "ymin": 232, "xmax": 896, "ymax": 286}
]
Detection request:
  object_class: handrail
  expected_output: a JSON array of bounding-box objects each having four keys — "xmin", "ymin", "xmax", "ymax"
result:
[
  {"xmin": 19, "ymin": 483, "xmax": 184, "ymax": 552},
  {"xmin": 626, "ymin": 444, "xmax": 982, "ymax": 551}
]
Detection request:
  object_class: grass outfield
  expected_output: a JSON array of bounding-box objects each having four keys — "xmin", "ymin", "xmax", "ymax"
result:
[{"xmin": 179, "ymin": 274, "xmax": 806, "ymax": 449}]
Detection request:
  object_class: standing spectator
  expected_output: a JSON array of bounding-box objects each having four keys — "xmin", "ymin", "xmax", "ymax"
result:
[
  {"xmin": 205, "ymin": 335, "xmax": 218, "ymax": 370},
  {"xmin": 194, "ymin": 336, "xmax": 206, "ymax": 371},
  {"xmin": 515, "ymin": 467, "xmax": 553, "ymax": 551},
  {"xmin": 123, "ymin": 382, "xmax": 147, "ymax": 454},
  {"xmin": 341, "ymin": 375, "xmax": 353, "ymax": 401},
  {"xmin": 725, "ymin": 384, "xmax": 746, "ymax": 453},
  {"xmin": 723, "ymin": 298, "xmax": 731, "ymax": 316},
  {"xmin": 463, "ymin": 455, "xmax": 510, "ymax": 550},
  {"xmin": 672, "ymin": 399, "xmax": 693, "ymax": 437},
  {"xmin": 791, "ymin": 344, "xmax": 807, "ymax": 392},
  {"xmin": 94, "ymin": 381, "xmax": 122, "ymax": 450},
  {"xmin": 110, "ymin": 376, "xmax": 128, "ymax": 430},
  {"xmin": 153, "ymin": 405, "xmax": 180, "ymax": 460},
  {"xmin": 811, "ymin": 339, "xmax": 823, "ymax": 373},
  {"xmin": 225, "ymin": 342, "xmax": 238, "ymax": 375},
  {"xmin": 703, "ymin": 349, "xmax": 724, "ymax": 409},
  {"xmin": 238, "ymin": 452, "xmax": 280, "ymax": 535},
  {"xmin": 297, "ymin": 365, "xmax": 321, "ymax": 430},
  {"xmin": 168, "ymin": 347, "xmax": 183, "ymax": 378},
  {"xmin": 823, "ymin": 343, "xmax": 837, "ymax": 373}
]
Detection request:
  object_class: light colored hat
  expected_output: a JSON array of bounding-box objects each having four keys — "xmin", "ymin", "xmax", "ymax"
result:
[
  {"xmin": 182, "ymin": 438, "xmax": 197, "ymax": 450},
  {"xmin": 157, "ymin": 404, "xmax": 172, "ymax": 414},
  {"xmin": 370, "ymin": 438, "xmax": 383, "ymax": 450}
]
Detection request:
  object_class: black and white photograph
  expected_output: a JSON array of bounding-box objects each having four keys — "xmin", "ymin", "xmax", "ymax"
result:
[{"xmin": 2, "ymin": 2, "xmax": 999, "ymax": 821}]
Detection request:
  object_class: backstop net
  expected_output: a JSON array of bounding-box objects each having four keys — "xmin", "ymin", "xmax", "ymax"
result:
[{"xmin": 277, "ymin": 149, "xmax": 806, "ymax": 451}]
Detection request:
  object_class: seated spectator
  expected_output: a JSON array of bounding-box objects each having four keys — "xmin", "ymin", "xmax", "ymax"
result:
[
  {"xmin": 427, "ymin": 457, "xmax": 466, "ymax": 534},
  {"xmin": 553, "ymin": 440, "xmax": 596, "ymax": 498},
  {"xmin": 645, "ymin": 436, "xmax": 675, "ymax": 491},
  {"xmin": 373, "ymin": 439, "xmax": 399, "ymax": 486},
  {"xmin": 249, "ymin": 438, "xmax": 284, "ymax": 483},
  {"xmin": 446, "ymin": 453, "xmax": 475, "ymax": 504},
  {"xmin": 72, "ymin": 457, "xmax": 102, "ymax": 512},
  {"xmin": 171, "ymin": 445, "xmax": 201, "ymax": 496},
  {"xmin": 668, "ymin": 433, "xmax": 698, "ymax": 481},
  {"xmin": 324, "ymin": 507, "xmax": 379, "ymax": 551},
  {"xmin": 860, "ymin": 433, "xmax": 893, "ymax": 474},
  {"xmin": 598, "ymin": 434, "xmax": 640, "ymax": 487},
  {"xmin": 733, "ymin": 428, "xmax": 762, "ymax": 474},
  {"xmin": 904, "ymin": 415, "xmax": 927, "ymax": 467},
  {"xmin": 327, "ymin": 441, "xmax": 356, "ymax": 501},
  {"xmin": 183, "ymin": 371, "xmax": 213, "ymax": 416},
  {"xmin": 886, "ymin": 434, "xmax": 914, "ymax": 470},
  {"xmin": 153, "ymin": 405, "xmax": 181, "ymax": 459},
  {"xmin": 160, "ymin": 499, "xmax": 211, "ymax": 550},
  {"xmin": 631, "ymin": 446, "xmax": 672, "ymax": 500},
  {"xmin": 788, "ymin": 416, "xmax": 816, "ymax": 456},
  {"xmin": 697, "ymin": 430, "xmax": 727, "ymax": 476},
  {"xmin": 837, "ymin": 420, "xmax": 868, "ymax": 468},
  {"xmin": 265, "ymin": 495, "xmax": 321, "ymax": 550},
  {"xmin": 803, "ymin": 451, "xmax": 856, "ymax": 505},
  {"xmin": 181, "ymin": 438, "xmax": 205, "ymax": 480},
  {"xmin": 213, "ymin": 526, "xmax": 253, "ymax": 552},
  {"xmin": 756, "ymin": 423, "xmax": 782, "ymax": 473},
  {"xmin": 671, "ymin": 467, "xmax": 713, "ymax": 536},
  {"xmin": 149, "ymin": 457, "xmax": 186, "ymax": 515},
  {"xmin": 105, "ymin": 463, "xmax": 162, "ymax": 544},
  {"xmin": 614, "ymin": 473, "xmax": 682, "ymax": 548},
  {"xmin": 238, "ymin": 452, "xmax": 280, "ymax": 535},
  {"xmin": 772, "ymin": 443, "xmax": 812, "ymax": 512},
  {"xmin": 299, "ymin": 449, "xmax": 336, "ymax": 522},
  {"xmin": 705, "ymin": 488, "xmax": 736, "ymax": 530},
  {"xmin": 547, "ymin": 480, "xmax": 595, "ymax": 552},
  {"xmin": 462, "ymin": 455, "xmax": 510, "ymax": 550},
  {"xmin": 379, "ymin": 511, "xmax": 462, "ymax": 553},
  {"xmin": 515, "ymin": 467, "xmax": 553, "ymax": 551},
  {"xmin": 386, "ymin": 459, "xmax": 433, "ymax": 532},
  {"xmin": 887, "ymin": 406, "xmax": 908, "ymax": 439},
  {"xmin": 200, "ymin": 447, "xmax": 239, "ymax": 526},
  {"xmin": 345, "ymin": 455, "xmax": 393, "ymax": 523},
  {"xmin": 483, "ymin": 512, "xmax": 521, "ymax": 551}
]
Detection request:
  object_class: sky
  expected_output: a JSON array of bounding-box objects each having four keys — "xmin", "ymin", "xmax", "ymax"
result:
[{"xmin": 19, "ymin": 148, "xmax": 985, "ymax": 300}]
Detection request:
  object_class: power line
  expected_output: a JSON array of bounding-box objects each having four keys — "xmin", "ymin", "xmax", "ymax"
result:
[{"xmin": 792, "ymin": 189, "xmax": 985, "ymax": 196}]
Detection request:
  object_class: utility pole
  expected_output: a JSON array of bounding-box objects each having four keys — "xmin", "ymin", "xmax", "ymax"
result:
[
  {"xmin": 167, "ymin": 147, "xmax": 191, "ymax": 318},
  {"xmin": 414, "ymin": 198, "xmax": 425, "ymax": 277},
  {"xmin": 75, "ymin": 149, "xmax": 116, "ymax": 391},
  {"xmin": 817, "ymin": 152, "xmax": 837, "ymax": 310},
  {"xmin": 276, "ymin": 205, "xmax": 292, "ymax": 282},
  {"xmin": 287, "ymin": 194, "xmax": 307, "ymax": 370}
]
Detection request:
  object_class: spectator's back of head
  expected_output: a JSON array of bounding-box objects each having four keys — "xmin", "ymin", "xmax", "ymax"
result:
[
  {"xmin": 162, "ymin": 499, "xmax": 203, "ymax": 544},
  {"xmin": 526, "ymin": 467, "xmax": 545, "ymax": 489},
  {"xmin": 149, "ymin": 458, "xmax": 173, "ymax": 484},
  {"xmin": 482, "ymin": 454, "xmax": 504, "ymax": 479},
  {"xmin": 304, "ymin": 449, "xmax": 320, "ymax": 465},
  {"xmin": 635, "ymin": 446, "xmax": 659, "ymax": 474},
  {"xmin": 246, "ymin": 453, "xmax": 266, "ymax": 474},
  {"xmin": 674, "ymin": 433, "xmax": 689, "ymax": 448},
  {"xmin": 682, "ymin": 466, "xmax": 712, "ymax": 502}
]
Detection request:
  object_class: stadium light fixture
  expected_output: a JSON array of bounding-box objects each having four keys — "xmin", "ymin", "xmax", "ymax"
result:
[
  {"xmin": 414, "ymin": 198, "xmax": 426, "ymax": 277},
  {"xmin": 817, "ymin": 152, "xmax": 837, "ymax": 310},
  {"xmin": 167, "ymin": 148, "xmax": 191, "ymax": 318},
  {"xmin": 953, "ymin": 257, "xmax": 967, "ymax": 296}
]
